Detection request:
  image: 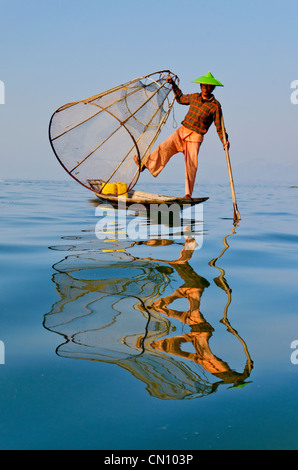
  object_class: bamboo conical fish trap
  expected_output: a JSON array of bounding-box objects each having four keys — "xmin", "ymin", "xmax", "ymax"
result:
[{"xmin": 49, "ymin": 70, "xmax": 178, "ymax": 195}]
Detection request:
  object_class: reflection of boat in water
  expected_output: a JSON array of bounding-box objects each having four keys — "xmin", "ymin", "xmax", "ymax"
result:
[{"xmin": 45, "ymin": 223, "xmax": 253, "ymax": 399}]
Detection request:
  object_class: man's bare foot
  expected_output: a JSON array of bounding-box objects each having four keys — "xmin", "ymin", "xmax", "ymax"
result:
[
  {"xmin": 133, "ymin": 155, "xmax": 146, "ymax": 172},
  {"xmin": 183, "ymin": 194, "xmax": 193, "ymax": 200}
]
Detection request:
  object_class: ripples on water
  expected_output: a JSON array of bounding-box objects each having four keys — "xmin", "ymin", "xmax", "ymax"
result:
[{"xmin": 0, "ymin": 179, "xmax": 298, "ymax": 450}]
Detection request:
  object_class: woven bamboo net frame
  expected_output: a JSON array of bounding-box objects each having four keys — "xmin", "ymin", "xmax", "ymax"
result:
[{"xmin": 49, "ymin": 70, "xmax": 179, "ymax": 195}]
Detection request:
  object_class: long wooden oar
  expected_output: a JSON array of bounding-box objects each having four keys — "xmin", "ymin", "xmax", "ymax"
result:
[{"xmin": 221, "ymin": 115, "xmax": 241, "ymax": 222}]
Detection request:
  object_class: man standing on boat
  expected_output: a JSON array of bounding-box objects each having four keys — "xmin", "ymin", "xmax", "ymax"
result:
[{"xmin": 137, "ymin": 72, "xmax": 230, "ymax": 199}]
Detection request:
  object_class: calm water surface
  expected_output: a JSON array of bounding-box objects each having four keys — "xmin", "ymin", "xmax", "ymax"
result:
[{"xmin": 0, "ymin": 179, "xmax": 298, "ymax": 450}]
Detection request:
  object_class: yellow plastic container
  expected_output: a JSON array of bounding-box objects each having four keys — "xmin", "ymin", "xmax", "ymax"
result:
[
  {"xmin": 116, "ymin": 182, "xmax": 128, "ymax": 198},
  {"xmin": 101, "ymin": 182, "xmax": 117, "ymax": 196}
]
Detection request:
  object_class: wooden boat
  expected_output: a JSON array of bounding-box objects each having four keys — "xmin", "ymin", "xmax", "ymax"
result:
[
  {"xmin": 87, "ymin": 179, "xmax": 208, "ymax": 209},
  {"xmin": 95, "ymin": 189, "xmax": 208, "ymax": 208}
]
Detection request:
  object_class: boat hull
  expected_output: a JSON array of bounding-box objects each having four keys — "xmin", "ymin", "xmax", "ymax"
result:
[{"xmin": 95, "ymin": 189, "xmax": 209, "ymax": 208}]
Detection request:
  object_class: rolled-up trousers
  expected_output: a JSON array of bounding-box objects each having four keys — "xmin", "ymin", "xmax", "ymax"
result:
[{"xmin": 145, "ymin": 125, "xmax": 204, "ymax": 196}]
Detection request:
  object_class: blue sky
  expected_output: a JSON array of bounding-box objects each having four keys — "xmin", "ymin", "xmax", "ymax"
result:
[{"xmin": 1, "ymin": 0, "xmax": 297, "ymax": 186}]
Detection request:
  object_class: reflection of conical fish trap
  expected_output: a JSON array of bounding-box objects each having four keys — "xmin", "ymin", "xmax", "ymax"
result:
[{"xmin": 49, "ymin": 70, "xmax": 178, "ymax": 195}]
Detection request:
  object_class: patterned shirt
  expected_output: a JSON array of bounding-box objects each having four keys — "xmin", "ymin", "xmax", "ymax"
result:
[{"xmin": 172, "ymin": 83, "xmax": 228, "ymax": 144}]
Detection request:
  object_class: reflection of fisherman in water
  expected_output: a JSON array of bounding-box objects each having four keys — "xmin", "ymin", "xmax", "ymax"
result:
[
  {"xmin": 45, "ymin": 222, "xmax": 252, "ymax": 399},
  {"xmin": 149, "ymin": 285, "xmax": 252, "ymax": 388},
  {"xmin": 138, "ymin": 232, "xmax": 253, "ymax": 390}
]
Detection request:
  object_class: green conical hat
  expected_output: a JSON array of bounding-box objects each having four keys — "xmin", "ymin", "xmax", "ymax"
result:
[{"xmin": 192, "ymin": 71, "xmax": 224, "ymax": 87}]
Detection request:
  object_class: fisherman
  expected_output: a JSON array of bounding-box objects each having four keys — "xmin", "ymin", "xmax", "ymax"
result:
[{"xmin": 135, "ymin": 72, "xmax": 230, "ymax": 199}]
